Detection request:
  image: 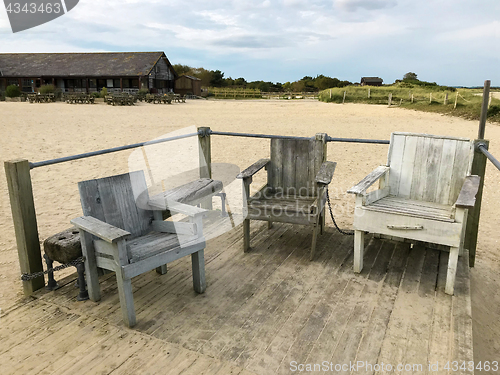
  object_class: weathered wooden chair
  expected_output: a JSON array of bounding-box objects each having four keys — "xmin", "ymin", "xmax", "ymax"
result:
[
  {"xmin": 71, "ymin": 170, "xmax": 207, "ymax": 327},
  {"xmin": 237, "ymin": 134, "xmax": 336, "ymax": 260},
  {"xmin": 348, "ymin": 132, "xmax": 480, "ymax": 295}
]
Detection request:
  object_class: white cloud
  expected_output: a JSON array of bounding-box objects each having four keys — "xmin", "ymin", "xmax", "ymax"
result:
[
  {"xmin": 438, "ymin": 21, "xmax": 500, "ymax": 42},
  {"xmin": 0, "ymin": 0, "xmax": 499, "ymax": 85},
  {"xmin": 335, "ymin": 0, "xmax": 397, "ymax": 12}
]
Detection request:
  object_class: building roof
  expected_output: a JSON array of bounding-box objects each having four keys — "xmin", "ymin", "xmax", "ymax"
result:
[
  {"xmin": 0, "ymin": 52, "xmax": 176, "ymax": 78},
  {"xmin": 361, "ymin": 77, "xmax": 383, "ymax": 83},
  {"xmin": 176, "ymin": 75, "xmax": 201, "ymax": 81}
]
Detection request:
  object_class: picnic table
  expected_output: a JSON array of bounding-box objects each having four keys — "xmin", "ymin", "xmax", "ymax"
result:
[
  {"xmin": 65, "ymin": 92, "xmax": 95, "ymax": 104},
  {"xmin": 28, "ymin": 93, "xmax": 56, "ymax": 103},
  {"xmin": 105, "ymin": 93, "xmax": 135, "ymax": 106},
  {"xmin": 174, "ymin": 94, "xmax": 186, "ymax": 103}
]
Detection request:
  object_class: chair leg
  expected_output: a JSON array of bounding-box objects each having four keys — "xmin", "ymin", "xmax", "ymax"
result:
[
  {"xmin": 191, "ymin": 250, "xmax": 206, "ymax": 294},
  {"xmin": 354, "ymin": 230, "xmax": 365, "ymax": 273},
  {"xmin": 156, "ymin": 265, "xmax": 168, "ymax": 275},
  {"xmin": 310, "ymin": 224, "xmax": 320, "ymax": 261},
  {"xmin": 243, "ymin": 219, "xmax": 251, "ymax": 252},
  {"xmin": 320, "ymin": 210, "xmax": 325, "ymax": 235},
  {"xmin": 268, "ymin": 221, "xmax": 273, "ymax": 229},
  {"xmin": 115, "ymin": 274, "xmax": 136, "ymax": 327},
  {"xmin": 79, "ymin": 230, "xmax": 101, "ymax": 302},
  {"xmin": 75, "ymin": 263, "xmax": 89, "ymax": 301},
  {"xmin": 445, "ymin": 246, "xmax": 459, "ymax": 295}
]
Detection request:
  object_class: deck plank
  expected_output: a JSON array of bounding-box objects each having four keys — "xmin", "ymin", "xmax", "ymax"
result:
[{"xmin": 1, "ymin": 223, "xmax": 474, "ymax": 375}]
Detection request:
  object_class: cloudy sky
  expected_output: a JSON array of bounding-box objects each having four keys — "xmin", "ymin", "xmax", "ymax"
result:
[{"xmin": 1, "ymin": 0, "xmax": 499, "ymax": 86}]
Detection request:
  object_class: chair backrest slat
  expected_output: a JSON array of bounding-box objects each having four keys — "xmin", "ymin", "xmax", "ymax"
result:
[
  {"xmin": 269, "ymin": 134, "xmax": 326, "ymax": 196},
  {"xmin": 387, "ymin": 132, "xmax": 473, "ymax": 205},
  {"xmin": 78, "ymin": 171, "xmax": 153, "ymax": 238}
]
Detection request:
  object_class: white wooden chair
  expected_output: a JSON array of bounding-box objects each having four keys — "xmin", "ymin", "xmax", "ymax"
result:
[
  {"xmin": 237, "ymin": 134, "xmax": 337, "ymax": 260},
  {"xmin": 348, "ymin": 132, "xmax": 480, "ymax": 295},
  {"xmin": 71, "ymin": 171, "xmax": 207, "ymax": 327}
]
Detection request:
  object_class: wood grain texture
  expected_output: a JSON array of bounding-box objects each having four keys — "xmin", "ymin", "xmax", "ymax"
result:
[
  {"xmin": 4, "ymin": 159, "xmax": 45, "ymax": 294},
  {"xmin": 456, "ymin": 175, "xmax": 480, "ymax": 208},
  {"xmin": 347, "ymin": 165, "xmax": 389, "ymax": 195}
]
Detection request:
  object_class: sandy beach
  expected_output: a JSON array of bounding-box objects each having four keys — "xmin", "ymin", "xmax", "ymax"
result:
[{"xmin": 1, "ymin": 99, "xmax": 499, "ymax": 370}]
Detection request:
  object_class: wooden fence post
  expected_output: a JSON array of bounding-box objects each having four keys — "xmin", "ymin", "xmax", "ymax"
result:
[
  {"xmin": 4, "ymin": 159, "xmax": 45, "ymax": 295},
  {"xmin": 388, "ymin": 93, "xmax": 392, "ymax": 107},
  {"xmin": 342, "ymin": 91, "xmax": 346, "ymax": 104},
  {"xmin": 430, "ymin": 93, "xmax": 432, "ymax": 103},
  {"xmin": 197, "ymin": 127, "xmax": 212, "ymax": 209},
  {"xmin": 478, "ymin": 80, "xmax": 491, "ymax": 140},
  {"xmin": 464, "ymin": 140, "xmax": 489, "ymax": 267},
  {"xmin": 454, "ymin": 91, "xmax": 459, "ymax": 109},
  {"xmin": 368, "ymin": 88, "xmax": 370, "ymax": 98},
  {"xmin": 444, "ymin": 93, "xmax": 448, "ymax": 105}
]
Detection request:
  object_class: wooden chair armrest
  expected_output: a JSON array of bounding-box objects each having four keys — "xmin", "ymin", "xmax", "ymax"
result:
[
  {"xmin": 347, "ymin": 166, "xmax": 389, "ymax": 195},
  {"xmin": 71, "ymin": 216, "xmax": 130, "ymax": 244},
  {"xmin": 237, "ymin": 158, "xmax": 270, "ymax": 180},
  {"xmin": 148, "ymin": 199, "xmax": 207, "ymax": 217},
  {"xmin": 315, "ymin": 161, "xmax": 337, "ymax": 185},
  {"xmin": 455, "ymin": 175, "xmax": 481, "ymax": 209}
]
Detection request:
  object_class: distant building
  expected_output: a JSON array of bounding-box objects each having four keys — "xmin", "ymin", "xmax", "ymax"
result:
[
  {"xmin": 360, "ymin": 77, "xmax": 383, "ymax": 86},
  {"xmin": 175, "ymin": 75, "xmax": 202, "ymax": 97},
  {"xmin": 0, "ymin": 52, "xmax": 177, "ymax": 93}
]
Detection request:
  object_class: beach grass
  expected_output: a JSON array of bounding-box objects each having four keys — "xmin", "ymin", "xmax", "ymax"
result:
[{"xmin": 319, "ymin": 85, "xmax": 500, "ymax": 123}]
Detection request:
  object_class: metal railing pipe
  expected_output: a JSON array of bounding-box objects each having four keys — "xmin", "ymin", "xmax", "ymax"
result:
[
  {"xmin": 326, "ymin": 136, "xmax": 390, "ymax": 144},
  {"xmin": 478, "ymin": 143, "xmax": 500, "ymax": 171},
  {"xmin": 29, "ymin": 132, "xmax": 199, "ymax": 169},
  {"xmin": 209, "ymin": 130, "xmax": 312, "ymax": 141}
]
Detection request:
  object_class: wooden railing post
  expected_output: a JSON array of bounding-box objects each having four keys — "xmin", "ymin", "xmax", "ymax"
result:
[
  {"xmin": 465, "ymin": 80, "xmax": 492, "ymax": 267},
  {"xmin": 4, "ymin": 159, "xmax": 45, "ymax": 294},
  {"xmin": 198, "ymin": 127, "xmax": 212, "ymax": 209},
  {"xmin": 464, "ymin": 140, "xmax": 489, "ymax": 267}
]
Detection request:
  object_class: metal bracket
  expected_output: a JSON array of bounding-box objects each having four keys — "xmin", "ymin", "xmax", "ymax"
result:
[
  {"xmin": 475, "ymin": 142, "xmax": 489, "ymax": 152},
  {"xmin": 198, "ymin": 128, "xmax": 211, "ymax": 137}
]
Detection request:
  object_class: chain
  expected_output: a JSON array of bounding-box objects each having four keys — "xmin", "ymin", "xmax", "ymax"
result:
[
  {"xmin": 21, "ymin": 256, "xmax": 86, "ymax": 281},
  {"xmin": 326, "ymin": 189, "xmax": 354, "ymax": 236}
]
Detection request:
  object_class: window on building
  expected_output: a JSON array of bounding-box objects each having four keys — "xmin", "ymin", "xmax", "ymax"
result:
[
  {"xmin": 89, "ymin": 79, "xmax": 97, "ymax": 88},
  {"xmin": 131, "ymin": 79, "xmax": 139, "ymax": 88},
  {"xmin": 122, "ymin": 79, "xmax": 130, "ymax": 88},
  {"xmin": 113, "ymin": 79, "xmax": 121, "ymax": 88}
]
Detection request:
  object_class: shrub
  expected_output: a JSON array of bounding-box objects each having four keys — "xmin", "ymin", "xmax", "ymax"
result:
[
  {"xmin": 0, "ymin": 91, "xmax": 5, "ymax": 101},
  {"xmin": 5, "ymin": 84, "xmax": 21, "ymax": 97},
  {"xmin": 487, "ymin": 105, "xmax": 500, "ymax": 117},
  {"xmin": 38, "ymin": 84, "xmax": 55, "ymax": 94},
  {"xmin": 99, "ymin": 87, "xmax": 108, "ymax": 98},
  {"xmin": 91, "ymin": 92, "xmax": 100, "ymax": 98},
  {"xmin": 138, "ymin": 88, "xmax": 149, "ymax": 95}
]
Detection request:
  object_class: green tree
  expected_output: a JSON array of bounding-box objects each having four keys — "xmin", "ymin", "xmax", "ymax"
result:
[
  {"xmin": 234, "ymin": 77, "xmax": 247, "ymax": 87},
  {"xmin": 210, "ymin": 70, "xmax": 225, "ymax": 87},
  {"xmin": 403, "ymin": 72, "xmax": 418, "ymax": 81},
  {"xmin": 172, "ymin": 64, "xmax": 192, "ymax": 76}
]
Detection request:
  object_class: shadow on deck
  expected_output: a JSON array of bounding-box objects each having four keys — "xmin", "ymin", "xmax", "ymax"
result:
[{"xmin": 1, "ymin": 221, "xmax": 474, "ymax": 375}]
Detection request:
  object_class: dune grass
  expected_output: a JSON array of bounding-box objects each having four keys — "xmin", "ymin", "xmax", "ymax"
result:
[{"xmin": 318, "ymin": 84, "xmax": 500, "ymax": 124}]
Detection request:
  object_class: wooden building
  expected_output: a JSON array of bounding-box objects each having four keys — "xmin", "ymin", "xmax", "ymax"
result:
[
  {"xmin": 360, "ymin": 77, "xmax": 383, "ymax": 86},
  {"xmin": 0, "ymin": 52, "xmax": 177, "ymax": 94},
  {"xmin": 175, "ymin": 75, "xmax": 202, "ymax": 96}
]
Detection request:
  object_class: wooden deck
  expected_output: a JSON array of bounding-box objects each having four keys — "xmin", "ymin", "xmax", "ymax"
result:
[{"xmin": 1, "ymin": 220, "xmax": 474, "ymax": 374}]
